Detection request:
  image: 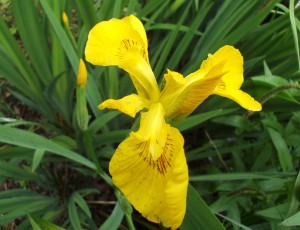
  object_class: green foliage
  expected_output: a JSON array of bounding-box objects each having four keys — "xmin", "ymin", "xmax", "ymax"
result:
[{"xmin": 0, "ymin": 0, "xmax": 300, "ymax": 229}]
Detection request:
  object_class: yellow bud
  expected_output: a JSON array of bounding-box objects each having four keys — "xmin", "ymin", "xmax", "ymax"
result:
[
  {"xmin": 77, "ymin": 59, "xmax": 87, "ymax": 86},
  {"xmin": 62, "ymin": 12, "xmax": 69, "ymax": 27}
]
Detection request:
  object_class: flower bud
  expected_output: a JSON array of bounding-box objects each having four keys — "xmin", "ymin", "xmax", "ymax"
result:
[
  {"xmin": 77, "ymin": 59, "xmax": 87, "ymax": 86},
  {"xmin": 62, "ymin": 12, "xmax": 69, "ymax": 27}
]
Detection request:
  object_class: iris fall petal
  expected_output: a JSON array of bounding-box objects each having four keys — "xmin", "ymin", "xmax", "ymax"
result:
[{"xmin": 109, "ymin": 103, "xmax": 188, "ymax": 229}]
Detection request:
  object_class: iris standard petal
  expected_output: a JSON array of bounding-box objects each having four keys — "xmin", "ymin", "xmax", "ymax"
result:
[
  {"xmin": 99, "ymin": 94, "xmax": 149, "ymax": 118},
  {"xmin": 85, "ymin": 15, "xmax": 160, "ymax": 100},
  {"xmin": 109, "ymin": 103, "xmax": 188, "ymax": 229},
  {"xmin": 210, "ymin": 45, "xmax": 262, "ymax": 111},
  {"xmin": 161, "ymin": 62, "xmax": 225, "ymax": 122},
  {"xmin": 209, "ymin": 45, "xmax": 244, "ymax": 89}
]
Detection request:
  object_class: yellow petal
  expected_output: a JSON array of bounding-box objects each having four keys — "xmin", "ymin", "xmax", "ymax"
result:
[
  {"xmin": 209, "ymin": 45, "xmax": 244, "ymax": 89},
  {"xmin": 85, "ymin": 15, "xmax": 160, "ymax": 100},
  {"xmin": 210, "ymin": 45, "xmax": 262, "ymax": 111},
  {"xmin": 121, "ymin": 49, "xmax": 160, "ymax": 101},
  {"xmin": 161, "ymin": 62, "xmax": 225, "ymax": 121},
  {"xmin": 85, "ymin": 15, "xmax": 148, "ymax": 66},
  {"xmin": 99, "ymin": 94, "xmax": 149, "ymax": 118},
  {"xmin": 215, "ymin": 89, "xmax": 262, "ymax": 111},
  {"xmin": 109, "ymin": 103, "xmax": 188, "ymax": 229}
]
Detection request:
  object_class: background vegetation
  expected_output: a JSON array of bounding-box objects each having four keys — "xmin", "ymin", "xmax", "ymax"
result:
[{"xmin": 0, "ymin": 0, "xmax": 300, "ymax": 229}]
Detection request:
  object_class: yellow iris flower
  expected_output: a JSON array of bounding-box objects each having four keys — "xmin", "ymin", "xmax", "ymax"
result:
[{"xmin": 85, "ymin": 15, "xmax": 261, "ymax": 229}]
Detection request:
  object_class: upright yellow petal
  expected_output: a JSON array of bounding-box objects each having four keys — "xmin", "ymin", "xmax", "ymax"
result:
[
  {"xmin": 99, "ymin": 94, "xmax": 149, "ymax": 118},
  {"xmin": 209, "ymin": 45, "xmax": 244, "ymax": 89},
  {"xmin": 109, "ymin": 103, "xmax": 188, "ymax": 229},
  {"xmin": 161, "ymin": 62, "xmax": 225, "ymax": 122},
  {"xmin": 211, "ymin": 45, "xmax": 262, "ymax": 111},
  {"xmin": 85, "ymin": 15, "xmax": 148, "ymax": 66},
  {"xmin": 85, "ymin": 15, "xmax": 160, "ymax": 100}
]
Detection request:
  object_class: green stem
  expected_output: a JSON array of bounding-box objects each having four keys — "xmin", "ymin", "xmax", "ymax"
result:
[
  {"xmin": 82, "ymin": 130, "xmax": 112, "ymax": 186},
  {"xmin": 259, "ymin": 83, "xmax": 300, "ymax": 105},
  {"xmin": 63, "ymin": 23, "xmax": 78, "ymax": 50},
  {"xmin": 245, "ymin": 83, "xmax": 300, "ymax": 117},
  {"xmin": 125, "ymin": 213, "xmax": 136, "ymax": 230}
]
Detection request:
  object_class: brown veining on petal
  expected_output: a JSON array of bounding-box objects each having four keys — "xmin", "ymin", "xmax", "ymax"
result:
[
  {"xmin": 135, "ymin": 133, "xmax": 174, "ymax": 176},
  {"xmin": 116, "ymin": 39, "xmax": 147, "ymax": 61}
]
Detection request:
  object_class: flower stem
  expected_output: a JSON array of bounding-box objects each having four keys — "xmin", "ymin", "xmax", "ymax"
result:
[
  {"xmin": 82, "ymin": 130, "xmax": 112, "ymax": 186},
  {"xmin": 259, "ymin": 83, "xmax": 300, "ymax": 105},
  {"xmin": 245, "ymin": 83, "xmax": 300, "ymax": 117},
  {"xmin": 125, "ymin": 213, "xmax": 136, "ymax": 230}
]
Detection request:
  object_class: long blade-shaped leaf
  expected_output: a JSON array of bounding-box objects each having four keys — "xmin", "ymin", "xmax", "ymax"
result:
[
  {"xmin": 0, "ymin": 125, "xmax": 95, "ymax": 170},
  {"xmin": 12, "ymin": 0, "xmax": 52, "ymax": 85},
  {"xmin": 181, "ymin": 184, "xmax": 225, "ymax": 230}
]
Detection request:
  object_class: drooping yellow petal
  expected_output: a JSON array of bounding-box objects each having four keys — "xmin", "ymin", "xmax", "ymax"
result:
[
  {"xmin": 109, "ymin": 103, "xmax": 188, "ymax": 229},
  {"xmin": 161, "ymin": 61, "xmax": 225, "ymax": 122},
  {"xmin": 210, "ymin": 45, "xmax": 262, "ymax": 111},
  {"xmin": 99, "ymin": 94, "xmax": 149, "ymax": 118},
  {"xmin": 215, "ymin": 89, "xmax": 262, "ymax": 111},
  {"xmin": 85, "ymin": 15, "xmax": 160, "ymax": 101}
]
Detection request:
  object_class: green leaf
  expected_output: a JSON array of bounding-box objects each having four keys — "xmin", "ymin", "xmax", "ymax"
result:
[
  {"xmin": 32, "ymin": 149, "xmax": 45, "ymax": 172},
  {"xmin": 28, "ymin": 214, "xmax": 42, "ymax": 230},
  {"xmin": 252, "ymin": 75, "xmax": 299, "ymax": 104},
  {"xmin": 0, "ymin": 194, "xmax": 58, "ymax": 225},
  {"xmin": 176, "ymin": 109, "xmax": 234, "ymax": 132},
  {"xmin": 216, "ymin": 213, "xmax": 252, "ymax": 230},
  {"xmin": 68, "ymin": 197, "xmax": 81, "ymax": 230},
  {"xmin": 74, "ymin": 0, "xmax": 98, "ymax": 29},
  {"xmin": 0, "ymin": 10, "xmax": 40, "ymax": 92},
  {"xmin": 267, "ymin": 127, "xmax": 293, "ymax": 172},
  {"xmin": 114, "ymin": 189, "xmax": 135, "ymax": 229},
  {"xmin": 28, "ymin": 214, "xmax": 65, "ymax": 230},
  {"xmin": 73, "ymin": 192, "xmax": 91, "ymax": 218},
  {"xmin": 281, "ymin": 210, "xmax": 300, "ymax": 226},
  {"xmin": 95, "ymin": 130, "xmax": 129, "ymax": 146},
  {"xmin": 181, "ymin": 184, "xmax": 225, "ymax": 230},
  {"xmin": 38, "ymin": 0, "xmax": 79, "ymax": 73},
  {"xmin": 99, "ymin": 202, "xmax": 124, "ymax": 230},
  {"xmin": 153, "ymin": 1, "xmax": 191, "ymax": 77},
  {"xmin": 256, "ymin": 203, "xmax": 290, "ymax": 220},
  {"xmin": 0, "ymin": 125, "xmax": 95, "ymax": 170},
  {"xmin": 189, "ymin": 172, "xmax": 295, "ymax": 181},
  {"xmin": 289, "ymin": 0, "xmax": 300, "ymax": 69},
  {"xmin": 89, "ymin": 111, "xmax": 120, "ymax": 134},
  {"xmin": 0, "ymin": 160, "xmax": 38, "ymax": 180},
  {"xmin": 12, "ymin": 0, "xmax": 52, "ymax": 84}
]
